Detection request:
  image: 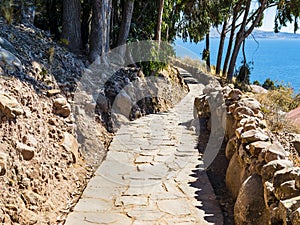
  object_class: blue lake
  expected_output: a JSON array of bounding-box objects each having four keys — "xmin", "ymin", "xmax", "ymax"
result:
[{"xmin": 174, "ymin": 38, "xmax": 300, "ymax": 93}]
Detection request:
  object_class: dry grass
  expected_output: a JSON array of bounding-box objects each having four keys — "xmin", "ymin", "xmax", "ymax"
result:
[
  {"xmin": 256, "ymin": 88, "xmax": 300, "ymax": 133},
  {"xmin": 289, "ymin": 154, "xmax": 300, "ymax": 167},
  {"xmin": 179, "ymin": 57, "xmax": 208, "ymax": 72}
]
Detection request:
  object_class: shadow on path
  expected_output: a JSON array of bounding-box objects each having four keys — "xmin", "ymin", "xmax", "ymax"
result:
[{"xmin": 189, "ymin": 166, "xmax": 224, "ymax": 225}]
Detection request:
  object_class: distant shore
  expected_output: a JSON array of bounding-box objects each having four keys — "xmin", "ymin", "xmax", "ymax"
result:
[{"xmin": 174, "ymin": 37, "xmax": 300, "ymax": 93}]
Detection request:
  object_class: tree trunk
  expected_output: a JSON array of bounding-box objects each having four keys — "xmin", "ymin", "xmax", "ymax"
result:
[
  {"xmin": 227, "ymin": 0, "xmax": 266, "ymax": 80},
  {"xmin": 81, "ymin": 0, "xmax": 92, "ymax": 53},
  {"xmin": 111, "ymin": 0, "xmax": 121, "ymax": 48},
  {"xmin": 205, "ymin": 32, "xmax": 211, "ymax": 72},
  {"xmin": 46, "ymin": 0, "xmax": 60, "ymax": 39},
  {"xmin": 223, "ymin": 5, "xmax": 239, "ymax": 77},
  {"xmin": 89, "ymin": 0, "xmax": 102, "ymax": 62},
  {"xmin": 62, "ymin": 0, "xmax": 82, "ymax": 53},
  {"xmin": 117, "ymin": 0, "xmax": 134, "ymax": 46},
  {"xmin": 227, "ymin": 0, "xmax": 251, "ymax": 80},
  {"xmin": 89, "ymin": 0, "xmax": 112, "ymax": 63},
  {"xmin": 155, "ymin": 0, "xmax": 164, "ymax": 43},
  {"xmin": 105, "ymin": 0, "xmax": 112, "ymax": 52},
  {"xmin": 227, "ymin": 33, "xmax": 243, "ymax": 80},
  {"xmin": 216, "ymin": 20, "xmax": 227, "ymax": 75}
]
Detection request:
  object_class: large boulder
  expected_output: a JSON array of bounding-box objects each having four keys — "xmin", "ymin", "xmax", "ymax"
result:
[
  {"xmin": 274, "ymin": 180, "xmax": 300, "ymax": 200},
  {"xmin": 0, "ymin": 37, "xmax": 16, "ymax": 53},
  {"xmin": 226, "ymin": 152, "xmax": 249, "ymax": 199},
  {"xmin": 240, "ymin": 129, "xmax": 269, "ymax": 144},
  {"xmin": 0, "ymin": 48, "xmax": 22, "ymax": 70},
  {"xmin": 239, "ymin": 97, "xmax": 261, "ymax": 114},
  {"xmin": 112, "ymin": 91, "xmax": 132, "ymax": 118},
  {"xmin": 234, "ymin": 106, "xmax": 255, "ymax": 120},
  {"xmin": 250, "ymin": 85, "xmax": 268, "ymax": 94},
  {"xmin": 264, "ymin": 142, "xmax": 289, "ymax": 163},
  {"xmin": 273, "ymin": 167, "xmax": 300, "ymax": 188},
  {"xmin": 234, "ymin": 174, "xmax": 270, "ymax": 225},
  {"xmin": 228, "ymin": 89, "xmax": 243, "ymax": 101},
  {"xmin": 248, "ymin": 141, "xmax": 271, "ymax": 157}
]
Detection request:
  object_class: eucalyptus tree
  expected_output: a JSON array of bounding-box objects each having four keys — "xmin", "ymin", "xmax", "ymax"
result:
[
  {"xmin": 155, "ymin": 0, "xmax": 165, "ymax": 44},
  {"xmin": 222, "ymin": 0, "xmax": 300, "ymax": 80},
  {"xmin": 215, "ymin": 0, "xmax": 236, "ymax": 75},
  {"xmin": 274, "ymin": 0, "xmax": 300, "ymax": 33},
  {"xmin": 117, "ymin": 0, "xmax": 134, "ymax": 47},
  {"xmin": 179, "ymin": 0, "xmax": 229, "ymax": 71},
  {"xmin": 179, "ymin": 0, "xmax": 212, "ymax": 69},
  {"xmin": 226, "ymin": 0, "xmax": 278, "ymax": 80},
  {"xmin": 221, "ymin": 1, "xmax": 243, "ymax": 77},
  {"xmin": 62, "ymin": 0, "xmax": 82, "ymax": 53},
  {"xmin": 89, "ymin": 0, "xmax": 112, "ymax": 63}
]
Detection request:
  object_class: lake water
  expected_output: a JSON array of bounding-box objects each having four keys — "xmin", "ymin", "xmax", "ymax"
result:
[{"xmin": 174, "ymin": 38, "xmax": 300, "ymax": 93}]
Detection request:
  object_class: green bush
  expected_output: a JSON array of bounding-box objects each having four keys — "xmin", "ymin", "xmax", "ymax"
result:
[
  {"xmin": 262, "ymin": 78, "xmax": 276, "ymax": 90},
  {"xmin": 235, "ymin": 61, "xmax": 253, "ymax": 85},
  {"xmin": 137, "ymin": 42, "xmax": 175, "ymax": 76},
  {"xmin": 253, "ymin": 80, "xmax": 260, "ymax": 85}
]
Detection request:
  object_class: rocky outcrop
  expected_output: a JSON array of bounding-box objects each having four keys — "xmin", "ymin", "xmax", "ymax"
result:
[
  {"xmin": 0, "ymin": 19, "xmax": 93, "ymax": 224},
  {"xmin": 0, "ymin": 77, "xmax": 91, "ymax": 224},
  {"xmin": 195, "ymin": 85, "xmax": 300, "ymax": 225}
]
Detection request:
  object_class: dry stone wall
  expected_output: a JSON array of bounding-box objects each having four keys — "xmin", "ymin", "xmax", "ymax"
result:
[
  {"xmin": 174, "ymin": 59, "xmax": 300, "ymax": 225},
  {"xmin": 198, "ymin": 86, "xmax": 300, "ymax": 225}
]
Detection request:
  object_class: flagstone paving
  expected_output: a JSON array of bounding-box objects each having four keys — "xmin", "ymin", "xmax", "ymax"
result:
[{"xmin": 65, "ymin": 69, "xmax": 223, "ymax": 225}]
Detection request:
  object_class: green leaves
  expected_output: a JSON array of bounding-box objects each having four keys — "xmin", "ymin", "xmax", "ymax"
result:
[{"xmin": 274, "ymin": 0, "xmax": 300, "ymax": 33}]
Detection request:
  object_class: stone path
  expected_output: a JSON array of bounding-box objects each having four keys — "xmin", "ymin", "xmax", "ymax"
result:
[{"xmin": 65, "ymin": 70, "xmax": 223, "ymax": 225}]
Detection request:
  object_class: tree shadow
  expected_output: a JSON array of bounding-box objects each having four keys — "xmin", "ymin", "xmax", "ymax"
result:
[
  {"xmin": 177, "ymin": 117, "xmax": 223, "ymax": 224},
  {"xmin": 189, "ymin": 116, "xmax": 234, "ymax": 225},
  {"xmin": 188, "ymin": 166, "xmax": 224, "ymax": 225}
]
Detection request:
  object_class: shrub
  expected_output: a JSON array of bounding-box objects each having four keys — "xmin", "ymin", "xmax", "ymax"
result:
[
  {"xmin": 253, "ymin": 80, "xmax": 260, "ymax": 85},
  {"xmin": 233, "ymin": 61, "xmax": 253, "ymax": 91},
  {"xmin": 262, "ymin": 78, "xmax": 276, "ymax": 90},
  {"xmin": 236, "ymin": 64, "xmax": 251, "ymax": 84},
  {"xmin": 137, "ymin": 42, "xmax": 174, "ymax": 76}
]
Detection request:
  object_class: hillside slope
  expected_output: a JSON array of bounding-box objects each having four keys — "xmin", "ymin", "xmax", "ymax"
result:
[{"xmin": 0, "ymin": 19, "xmax": 188, "ymax": 224}]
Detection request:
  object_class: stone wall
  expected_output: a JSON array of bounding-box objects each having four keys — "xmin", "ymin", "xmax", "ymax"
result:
[
  {"xmin": 173, "ymin": 59, "xmax": 300, "ymax": 225},
  {"xmin": 198, "ymin": 86, "xmax": 300, "ymax": 225},
  {"xmin": 224, "ymin": 88, "xmax": 300, "ymax": 225}
]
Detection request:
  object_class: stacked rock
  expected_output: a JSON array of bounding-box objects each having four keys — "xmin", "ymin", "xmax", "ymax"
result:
[{"xmin": 223, "ymin": 88, "xmax": 300, "ymax": 225}]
